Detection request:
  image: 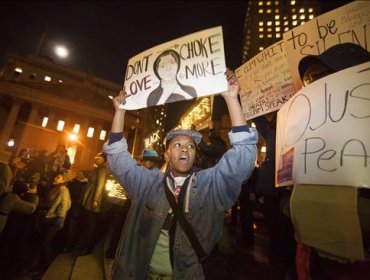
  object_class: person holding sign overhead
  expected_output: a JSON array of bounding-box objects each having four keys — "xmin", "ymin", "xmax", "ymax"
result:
[
  {"xmin": 103, "ymin": 69, "xmax": 258, "ymax": 279},
  {"xmin": 147, "ymin": 49, "xmax": 197, "ymax": 107},
  {"xmin": 292, "ymin": 42, "xmax": 370, "ymax": 280}
]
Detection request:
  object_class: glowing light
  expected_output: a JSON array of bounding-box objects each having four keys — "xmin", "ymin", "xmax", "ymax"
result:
[
  {"xmin": 261, "ymin": 146, "xmax": 267, "ymax": 153},
  {"xmin": 55, "ymin": 45, "xmax": 69, "ymax": 58},
  {"xmin": 42, "ymin": 117, "xmax": 48, "ymax": 127},
  {"xmin": 44, "ymin": 75, "xmax": 51, "ymax": 82},
  {"xmin": 87, "ymin": 127, "xmax": 94, "ymax": 138},
  {"xmin": 7, "ymin": 139, "xmax": 15, "ymax": 147},
  {"xmin": 69, "ymin": 133, "xmax": 78, "ymax": 141},
  {"xmin": 57, "ymin": 120, "xmax": 65, "ymax": 131}
]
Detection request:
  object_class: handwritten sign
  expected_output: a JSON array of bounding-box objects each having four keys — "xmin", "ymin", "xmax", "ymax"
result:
[
  {"xmin": 236, "ymin": 41, "xmax": 296, "ymax": 120},
  {"xmin": 283, "ymin": 1, "xmax": 370, "ymax": 91},
  {"xmin": 275, "ymin": 62, "xmax": 370, "ymax": 187},
  {"xmin": 121, "ymin": 26, "xmax": 227, "ymax": 110}
]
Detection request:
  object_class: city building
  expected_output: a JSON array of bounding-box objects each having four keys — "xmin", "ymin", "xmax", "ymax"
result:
[{"xmin": 0, "ymin": 52, "xmax": 150, "ymax": 171}]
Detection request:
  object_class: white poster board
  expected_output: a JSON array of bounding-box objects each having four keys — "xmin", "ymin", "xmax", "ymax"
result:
[
  {"xmin": 121, "ymin": 26, "xmax": 227, "ymax": 110},
  {"xmin": 283, "ymin": 1, "xmax": 370, "ymax": 91},
  {"xmin": 275, "ymin": 62, "xmax": 370, "ymax": 187},
  {"xmin": 236, "ymin": 41, "xmax": 296, "ymax": 120}
]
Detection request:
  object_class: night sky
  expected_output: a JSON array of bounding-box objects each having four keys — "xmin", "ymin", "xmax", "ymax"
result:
[
  {"xmin": 0, "ymin": 1, "xmax": 248, "ymax": 85},
  {"xmin": 0, "ymin": 1, "xmax": 352, "ymax": 128}
]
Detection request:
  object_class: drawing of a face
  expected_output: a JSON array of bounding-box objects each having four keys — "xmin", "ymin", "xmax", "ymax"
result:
[{"xmin": 157, "ymin": 53, "xmax": 178, "ymax": 82}]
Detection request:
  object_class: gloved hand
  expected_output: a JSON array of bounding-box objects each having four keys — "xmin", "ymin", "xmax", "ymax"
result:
[{"xmin": 55, "ymin": 216, "xmax": 65, "ymax": 229}]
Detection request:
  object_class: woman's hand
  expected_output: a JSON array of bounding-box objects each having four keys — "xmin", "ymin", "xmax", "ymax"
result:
[
  {"xmin": 113, "ymin": 89, "xmax": 127, "ymax": 111},
  {"xmin": 221, "ymin": 68, "xmax": 240, "ymax": 100}
]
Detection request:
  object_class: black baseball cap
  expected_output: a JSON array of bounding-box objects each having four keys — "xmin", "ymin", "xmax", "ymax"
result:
[{"xmin": 298, "ymin": 43, "xmax": 370, "ymax": 80}]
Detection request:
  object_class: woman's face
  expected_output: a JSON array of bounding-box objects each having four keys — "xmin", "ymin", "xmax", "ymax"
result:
[{"xmin": 157, "ymin": 54, "xmax": 178, "ymax": 81}]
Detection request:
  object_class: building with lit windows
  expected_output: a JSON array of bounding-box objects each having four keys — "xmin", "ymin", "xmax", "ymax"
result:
[
  {"xmin": 0, "ymin": 52, "xmax": 151, "ymax": 170},
  {"xmin": 242, "ymin": 0, "xmax": 321, "ymax": 61}
]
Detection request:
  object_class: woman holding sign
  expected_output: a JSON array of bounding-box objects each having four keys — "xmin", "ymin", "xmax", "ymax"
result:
[
  {"xmin": 147, "ymin": 49, "xmax": 197, "ymax": 107},
  {"xmin": 104, "ymin": 69, "xmax": 257, "ymax": 279}
]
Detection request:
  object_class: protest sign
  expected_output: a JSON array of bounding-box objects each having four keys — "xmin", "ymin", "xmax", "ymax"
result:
[
  {"xmin": 283, "ymin": 1, "xmax": 370, "ymax": 91},
  {"xmin": 121, "ymin": 26, "xmax": 227, "ymax": 110},
  {"xmin": 275, "ymin": 62, "xmax": 370, "ymax": 187},
  {"xmin": 236, "ymin": 40, "xmax": 296, "ymax": 120}
]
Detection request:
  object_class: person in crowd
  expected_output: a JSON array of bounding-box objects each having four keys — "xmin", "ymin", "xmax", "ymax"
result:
[
  {"xmin": 237, "ymin": 160, "xmax": 260, "ymax": 250},
  {"xmin": 75, "ymin": 152, "xmax": 107, "ymax": 256},
  {"xmin": 293, "ymin": 42, "xmax": 370, "ymax": 280},
  {"xmin": 61, "ymin": 170, "xmax": 88, "ymax": 252},
  {"xmin": 198, "ymin": 129, "xmax": 227, "ymax": 169},
  {"xmin": 30, "ymin": 173, "xmax": 71, "ymax": 278},
  {"xmin": 46, "ymin": 145, "xmax": 71, "ymax": 182},
  {"xmin": 0, "ymin": 150, "xmax": 39, "ymax": 236},
  {"xmin": 253, "ymin": 112, "xmax": 297, "ymax": 280},
  {"xmin": 147, "ymin": 49, "xmax": 197, "ymax": 107},
  {"xmin": 138, "ymin": 148, "xmax": 161, "ymax": 170},
  {"xmin": 103, "ymin": 69, "xmax": 258, "ymax": 279},
  {"xmin": 26, "ymin": 149, "xmax": 48, "ymax": 178}
]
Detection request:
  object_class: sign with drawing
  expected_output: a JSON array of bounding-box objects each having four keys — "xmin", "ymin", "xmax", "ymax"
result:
[
  {"xmin": 236, "ymin": 40, "xmax": 296, "ymax": 120},
  {"xmin": 275, "ymin": 62, "xmax": 370, "ymax": 187},
  {"xmin": 121, "ymin": 26, "xmax": 227, "ymax": 110},
  {"xmin": 283, "ymin": 1, "xmax": 370, "ymax": 91}
]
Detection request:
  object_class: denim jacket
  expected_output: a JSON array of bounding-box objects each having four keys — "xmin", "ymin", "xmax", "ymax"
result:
[{"xmin": 103, "ymin": 128, "xmax": 258, "ymax": 279}]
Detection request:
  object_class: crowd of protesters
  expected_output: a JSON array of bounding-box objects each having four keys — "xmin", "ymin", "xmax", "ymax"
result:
[{"xmin": 0, "ymin": 146, "xmax": 124, "ymax": 280}]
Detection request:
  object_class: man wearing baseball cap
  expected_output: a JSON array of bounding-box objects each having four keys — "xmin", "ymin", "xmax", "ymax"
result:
[{"xmin": 104, "ymin": 69, "xmax": 258, "ymax": 279}]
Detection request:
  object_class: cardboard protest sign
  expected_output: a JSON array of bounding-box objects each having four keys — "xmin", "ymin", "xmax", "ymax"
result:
[
  {"xmin": 236, "ymin": 40, "xmax": 296, "ymax": 120},
  {"xmin": 121, "ymin": 26, "xmax": 227, "ymax": 110},
  {"xmin": 275, "ymin": 62, "xmax": 370, "ymax": 187},
  {"xmin": 283, "ymin": 1, "xmax": 370, "ymax": 91}
]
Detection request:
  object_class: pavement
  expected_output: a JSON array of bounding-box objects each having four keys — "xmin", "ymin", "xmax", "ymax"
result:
[{"xmin": 0, "ymin": 210, "xmax": 295, "ymax": 280}]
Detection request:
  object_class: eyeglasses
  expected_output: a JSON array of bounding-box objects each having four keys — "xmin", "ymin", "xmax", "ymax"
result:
[{"xmin": 302, "ymin": 69, "xmax": 334, "ymax": 87}]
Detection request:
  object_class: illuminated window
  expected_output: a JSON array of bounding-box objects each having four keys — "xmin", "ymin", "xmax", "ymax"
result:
[
  {"xmin": 267, "ymin": 1, "xmax": 271, "ymax": 5},
  {"xmin": 258, "ymin": 1, "xmax": 263, "ymax": 6},
  {"xmin": 259, "ymin": 27, "xmax": 264, "ymax": 32},
  {"xmin": 301, "ymin": 21, "xmax": 306, "ymax": 25},
  {"xmin": 300, "ymin": 15, "xmax": 305, "ymax": 19},
  {"xmin": 275, "ymin": 1, "xmax": 279, "ymax": 5},
  {"xmin": 267, "ymin": 34, "xmax": 272, "ymax": 38},
  {"xmin": 292, "ymin": 14, "xmax": 297, "ymax": 19},
  {"xmin": 309, "ymin": 14, "xmax": 314, "ymax": 19},
  {"xmin": 87, "ymin": 127, "xmax": 94, "ymax": 138},
  {"xmin": 276, "ymin": 27, "xmax": 281, "ymax": 32},
  {"xmin": 14, "ymin": 67, "xmax": 23, "ymax": 74},
  {"xmin": 267, "ymin": 9, "xmax": 271, "ymax": 13},
  {"xmin": 299, "ymin": 8, "xmax": 305, "ymax": 13},
  {"xmin": 259, "ymin": 9, "xmax": 263, "ymax": 13},
  {"xmin": 284, "ymin": 21, "xmax": 289, "ymax": 26},
  {"xmin": 291, "ymin": 1, "xmax": 295, "ymax": 5},
  {"xmin": 275, "ymin": 15, "xmax": 280, "ymax": 20},
  {"xmin": 259, "ymin": 21, "xmax": 264, "ymax": 26},
  {"xmin": 284, "ymin": 26, "xmax": 290, "ymax": 31},
  {"xmin": 99, "ymin": 130, "xmax": 107, "ymax": 141},
  {"xmin": 275, "ymin": 8, "xmax": 279, "ymax": 13},
  {"xmin": 42, "ymin": 117, "xmax": 48, "ymax": 127},
  {"xmin": 308, "ymin": 8, "xmax": 313, "ymax": 13},
  {"xmin": 57, "ymin": 120, "xmax": 65, "ymax": 131},
  {"xmin": 276, "ymin": 33, "xmax": 281, "ymax": 38},
  {"xmin": 259, "ymin": 34, "xmax": 264, "ymax": 38},
  {"xmin": 292, "ymin": 8, "xmax": 296, "ymax": 13},
  {"xmin": 292, "ymin": 20, "xmax": 298, "ymax": 26},
  {"xmin": 259, "ymin": 46, "xmax": 264, "ymax": 50},
  {"xmin": 267, "ymin": 28, "xmax": 272, "ymax": 32},
  {"xmin": 73, "ymin": 124, "xmax": 80, "ymax": 134},
  {"xmin": 44, "ymin": 76, "xmax": 51, "ymax": 82},
  {"xmin": 267, "ymin": 21, "xmax": 272, "ymax": 26},
  {"xmin": 275, "ymin": 21, "xmax": 280, "ymax": 26}
]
